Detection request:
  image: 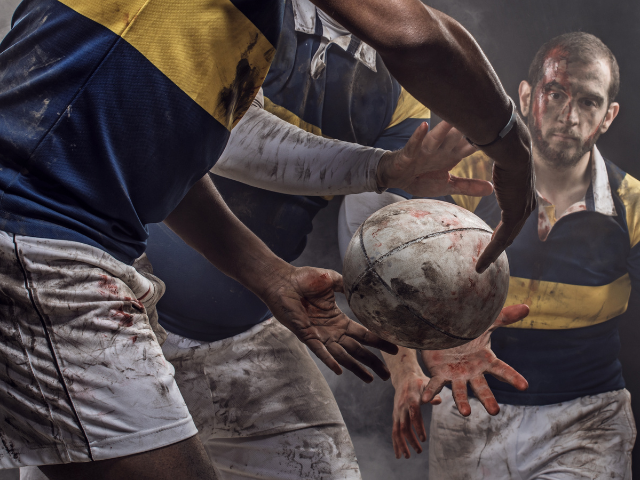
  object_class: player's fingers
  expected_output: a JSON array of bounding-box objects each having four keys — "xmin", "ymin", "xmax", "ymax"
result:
[
  {"xmin": 345, "ymin": 320, "xmax": 399, "ymax": 355},
  {"xmin": 401, "ymin": 416, "xmax": 423, "ymax": 455},
  {"xmin": 409, "ymin": 402, "xmax": 427, "ymax": 443},
  {"xmin": 421, "ymin": 376, "xmax": 446, "ymax": 404},
  {"xmin": 325, "ymin": 269, "xmax": 345, "ymax": 294},
  {"xmin": 429, "ymin": 394, "xmax": 443, "ymax": 405},
  {"xmin": 403, "ymin": 121, "xmax": 430, "ymax": 157},
  {"xmin": 492, "ymin": 304, "xmax": 530, "ymax": 329},
  {"xmin": 452, "ymin": 138, "xmax": 478, "ymax": 159},
  {"xmin": 439, "ymin": 125, "xmax": 466, "ymax": 153},
  {"xmin": 392, "ymin": 422, "xmax": 412, "ymax": 459},
  {"xmin": 422, "ymin": 120, "xmax": 454, "ymax": 153},
  {"xmin": 339, "ymin": 336, "xmax": 391, "ymax": 381},
  {"xmin": 488, "ymin": 360, "xmax": 529, "ymax": 391},
  {"xmin": 326, "ymin": 341, "xmax": 374, "ymax": 383},
  {"xmin": 448, "ymin": 176, "xmax": 494, "ymax": 197},
  {"xmin": 391, "ymin": 428, "xmax": 404, "ymax": 459},
  {"xmin": 451, "ymin": 379, "xmax": 471, "ymax": 417},
  {"xmin": 476, "ymin": 220, "xmax": 518, "ymax": 273},
  {"xmin": 306, "ymin": 338, "xmax": 343, "ymax": 376},
  {"xmin": 469, "ymin": 376, "xmax": 500, "ymax": 416}
]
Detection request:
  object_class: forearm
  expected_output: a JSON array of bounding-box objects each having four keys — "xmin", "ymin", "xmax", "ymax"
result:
[
  {"xmin": 312, "ymin": 0, "xmax": 529, "ymax": 164},
  {"xmin": 163, "ymin": 174, "xmax": 292, "ymax": 300},
  {"xmin": 213, "ymin": 105, "xmax": 386, "ymax": 195},
  {"xmin": 383, "ymin": 347, "xmax": 423, "ymax": 389}
]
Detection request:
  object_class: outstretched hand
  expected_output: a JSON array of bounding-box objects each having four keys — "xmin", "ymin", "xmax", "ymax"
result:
[
  {"xmin": 390, "ymin": 304, "xmax": 529, "ymax": 459},
  {"xmin": 421, "ymin": 304, "xmax": 530, "ymax": 416},
  {"xmin": 376, "ymin": 121, "xmax": 492, "ymax": 198},
  {"xmin": 263, "ymin": 265, "xmax": 399, "ymax": 383},
  {"xmin": 391, "ymin": 366, "xmax": 441, "ymax": 459}
]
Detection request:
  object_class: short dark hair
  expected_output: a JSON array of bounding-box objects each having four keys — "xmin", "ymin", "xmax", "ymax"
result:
[{"xmin": 528, "ymin": 32, "xmax": 620, "ymax": 103}]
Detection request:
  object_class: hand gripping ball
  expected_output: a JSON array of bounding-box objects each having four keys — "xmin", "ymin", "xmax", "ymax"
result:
[{"xmin": 343, "ymin": 199, "xmax": 509, "ymax": 350}]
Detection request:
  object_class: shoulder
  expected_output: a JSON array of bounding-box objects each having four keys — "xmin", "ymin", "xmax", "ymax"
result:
[
  {"xmin": 611, "ymin": 160, "xmax": 640, "ymax": 248},
  {"xmin": 386, "ymin": 88, "xmax": 431, "ymax": 130},
  {"xmin": 449, "ymin": 151, "xmax": 494, "ymax": 213}
]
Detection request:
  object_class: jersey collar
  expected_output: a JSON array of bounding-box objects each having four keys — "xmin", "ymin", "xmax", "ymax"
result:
[
  {"xmin": 291, "ymin": 0, "xmax": 377, "ymax": 77},
  {"xmin": 536, "ymin": 145, "xmax": 616, "ymax": 241}
]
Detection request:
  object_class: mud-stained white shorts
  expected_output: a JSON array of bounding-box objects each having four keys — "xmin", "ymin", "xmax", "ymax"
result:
[
  {"xmin": 429, "ymin": 387, "xmax": 636, "ymax": 480},
  {"xmin": 0, "ymin": 231, "xmax": 197, "ymax": 469},
  {"xmin": 161, "ymin": 319, "xmax": 361, "ymax": 480}
]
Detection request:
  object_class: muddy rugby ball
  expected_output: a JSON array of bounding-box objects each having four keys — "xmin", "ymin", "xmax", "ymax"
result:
[{"xmin": 343, "ymin": 199, "xmax": 509, "ymax": 350}]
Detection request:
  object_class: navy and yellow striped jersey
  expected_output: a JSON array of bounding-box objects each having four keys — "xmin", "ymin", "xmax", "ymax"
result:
[
  {"xmin": 146, "ymin": 0, "xmax": 432, "ymax": 343},
  {"xmin": 0, "ymin": 0, "xmax": 284, "ymax": 264},
  {"xmin": 398, "ymin": 147, "xmax": 640, "ymax": 405}
]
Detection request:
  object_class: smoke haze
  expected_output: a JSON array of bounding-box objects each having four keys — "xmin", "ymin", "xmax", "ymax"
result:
[{"xmin": 2, "ymin": 0, "xmax": 640, "ymax": 478}]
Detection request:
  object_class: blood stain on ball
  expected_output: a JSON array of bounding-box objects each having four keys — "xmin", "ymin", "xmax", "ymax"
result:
[{"xmin": 342, "ymin": 199, "xmax": 510, "ymax": 350}]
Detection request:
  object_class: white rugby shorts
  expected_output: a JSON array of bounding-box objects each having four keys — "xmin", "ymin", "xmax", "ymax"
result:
[
  {"xmin": 0, "ymin": 231, "xmax": 197, "ymax": 468},
  {"xmin": 162, "ymin": 319, "xmax": 361, "ymax": 480},
  {"xmin": 429, "ymin": 387, "xmax": 636, "ymax": 479}
]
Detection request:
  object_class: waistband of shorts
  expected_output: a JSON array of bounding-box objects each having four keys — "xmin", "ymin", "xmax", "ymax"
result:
[{"xmin": 163, "ymin": 317, "xmax": 276, "ymax": 351}]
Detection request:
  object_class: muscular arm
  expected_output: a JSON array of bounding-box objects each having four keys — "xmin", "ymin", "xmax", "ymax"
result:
[
  {"xmin": 164, "ymin": 174, "xmax": 399, "ymax": 382},
  {"xmin": 312, "ymin": 0, "xmax": 536, "ymax": 271},
  {"xmin": 310, "ymin": 0, "xmax": 510, "ymax": 144}
]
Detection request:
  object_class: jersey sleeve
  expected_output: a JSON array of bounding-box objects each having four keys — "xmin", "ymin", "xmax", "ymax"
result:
[
  {"xmin": 372, "ymin": 88, "xmax": 431, "ymax": 151},
  {"xmin": 618, "ymin": 173, "xmax": 640, "ymax": 292}
]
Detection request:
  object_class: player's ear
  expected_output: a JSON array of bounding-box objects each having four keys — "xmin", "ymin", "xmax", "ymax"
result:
[
  {"xmin": 518, "ymin": 81, "xmax": 532, "ymax": 118},
  {"xmin": 600, "ymin": 102, "xmax": 620, "ymax": 134}
]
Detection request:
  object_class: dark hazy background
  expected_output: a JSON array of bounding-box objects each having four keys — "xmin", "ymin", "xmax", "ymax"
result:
[{"xmin": 1, "ymin": 1, "xmax": 640, "ymax": 479}]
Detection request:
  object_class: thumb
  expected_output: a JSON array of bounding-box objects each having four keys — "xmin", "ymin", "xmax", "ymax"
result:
[
  {"xmin": 326, "ymin": 269, "xmax": 345, "ymax": 294},
  {"xmin": 493, "ymin": 304, "xmax": 529, "ymax": 328},
  {"xmin": 421, "ymin": 376, "xmax": 446, "ymax": 405}
]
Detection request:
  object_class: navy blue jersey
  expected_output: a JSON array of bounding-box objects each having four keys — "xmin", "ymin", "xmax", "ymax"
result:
[
  {"xmin": 396, "ymin": 149, "xmax": 640, "ymax": 405},
  {"xmin": 147, "ymin": 0, "xmax": 430, "ymax": 342},
  {"xmin": 0, "ymin": 0, "xmax": 283, "ymax": 264}
]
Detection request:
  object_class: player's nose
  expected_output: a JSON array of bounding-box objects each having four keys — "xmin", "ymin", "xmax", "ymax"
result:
[{"xmin": 559, "ymin": 101, "xmax": 579, "ymax": 126}]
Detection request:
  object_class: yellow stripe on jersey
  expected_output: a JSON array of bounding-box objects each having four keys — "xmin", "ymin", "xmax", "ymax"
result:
[
  {"xmin": 264, "ymin": 97, "xmax": 324, "ymax": 137},
  {"xmin": 618, "ymin": 173, "xmax": 640, "ymax": 248},
  {"xmin": 449, "ymin": 151, "xmax": 493, "ymax": 213},
  {"xmin": 504, "ymin": 274, "xmax": 631, "ymax": 330},
  {"xmin": 60, "ymin": 0, "xmax": 276, "ymax": 130},
  {"xmin": 386, "ymin": 88, "xmax": 431, "ymax": 130}
]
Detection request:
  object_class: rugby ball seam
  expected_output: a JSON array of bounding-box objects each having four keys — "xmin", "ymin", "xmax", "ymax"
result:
[{"xmin": 347, "ymin": 224, "xmax": 493, "ymax": 342}]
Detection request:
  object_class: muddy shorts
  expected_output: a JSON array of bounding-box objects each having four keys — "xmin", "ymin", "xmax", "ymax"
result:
[
  {"xmin": 429, "ymin": 387, "xmax": 636, "ymax": 480},
  {"xmin": 160, "ymin": 318, "xmax": 361, "ymax": 480},
  {"xmin": 0, "ymin": 231, "xmax": 197, "ymax": 468}
]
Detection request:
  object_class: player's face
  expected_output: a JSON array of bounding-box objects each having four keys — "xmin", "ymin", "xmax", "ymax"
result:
[{"xmin": 521, "ymin": 51, "xmax": 617, "ymax": 168}]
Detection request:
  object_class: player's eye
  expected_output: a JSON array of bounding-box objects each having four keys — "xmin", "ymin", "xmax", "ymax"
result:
[{"xmin": 549, "ymin": 92, "xmax": 562, "ymax": 100}]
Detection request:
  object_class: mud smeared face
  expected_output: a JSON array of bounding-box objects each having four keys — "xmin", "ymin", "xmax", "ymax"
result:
[{"xmin": 529, "ymin": 49, "xmax": 612, "ymax": 168}]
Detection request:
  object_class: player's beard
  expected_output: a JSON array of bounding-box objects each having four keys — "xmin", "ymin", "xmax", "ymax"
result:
[{"xmin": 528, "ymin": 116, "xmax": 600, "ymax": 169}]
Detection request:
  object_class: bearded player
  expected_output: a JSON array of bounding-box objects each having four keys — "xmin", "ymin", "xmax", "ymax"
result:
[{"xmin": 340, "ymin": 32, "xmax": 636, "ymax": 479}]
